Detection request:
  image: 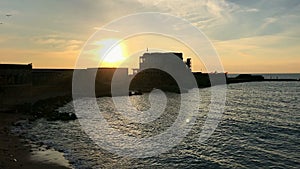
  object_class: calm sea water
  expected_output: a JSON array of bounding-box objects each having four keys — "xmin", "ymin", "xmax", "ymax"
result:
[{"xmin": 14, "ymin": 81, "xmax": 300, "ymax": 168}]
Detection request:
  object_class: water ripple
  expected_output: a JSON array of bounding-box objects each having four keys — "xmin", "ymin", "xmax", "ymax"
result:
[{"xmin": 13, "ymin": 81, "xmax": 300, "ymax": 168}]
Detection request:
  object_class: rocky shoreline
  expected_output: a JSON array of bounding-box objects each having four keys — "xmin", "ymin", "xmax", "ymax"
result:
[
  {"xmin": 30, "ymin": 95, "xmax": 76, "ymax": 121},
  {"xmin": 0, "ymin": 112, "xmax": 71, "ymax": 169},
  {"xmin": 0, "ymin": 94, "xmax": 79, "ymax": 169}
]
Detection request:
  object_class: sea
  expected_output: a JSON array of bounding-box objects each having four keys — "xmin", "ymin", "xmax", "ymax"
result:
[{"xmin": 13, "ymin": 74, "xmax": 300, "ymax": 169}]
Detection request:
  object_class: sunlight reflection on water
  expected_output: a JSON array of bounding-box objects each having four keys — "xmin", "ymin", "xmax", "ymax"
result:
[{"xmin": 14, "ymin": 81, "xmax": 300, "ymax": 168}]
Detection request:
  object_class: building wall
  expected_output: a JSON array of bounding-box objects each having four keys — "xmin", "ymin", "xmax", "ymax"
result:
[
  {"xmin": 31, "ymin": 69, "xmax": 74, "ymax": 101},
  {"xmin": 0, "ymin": 64, "xmax": 32, "ymax": 112},
  {"xmin": 130, "ymin": 68, "xmax": 179, "ymax": 92},
  {"xmin": 0, "ymin": 65, "xmax": 129, "ymax": 112},
  {"xmin": 139, "ymin": 53, "xmax": 183, "ymax": 70},
  {"xmin": 132, "ymin": 52, "xmax": 196, "ymax": 92},
  {"xmin": 94, "ymin": 68, "xmax": 129, "ymax": 97},
  {"xmin": 0, "ymin": 56, "xmax": 228, "ymax": 112}
]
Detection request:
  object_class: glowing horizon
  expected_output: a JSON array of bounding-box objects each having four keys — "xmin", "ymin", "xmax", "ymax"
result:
[{"xmin": 0, "ymin": 1, "xmax": 299, "ymax": 73}]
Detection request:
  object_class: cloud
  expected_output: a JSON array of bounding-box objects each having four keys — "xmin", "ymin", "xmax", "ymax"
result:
[
  {"xmin": 135, "ymin": 0, "xmax": 241, "ymax": 39},
  {"xmin": 93, "ymin": 27, "xmax": 120, "ymax": 32},
  {"xmin": 138, "ymin": 0, "xmax": 237, "ymax": 20},
  {"xmin": 32, "ymin": 36, "xmax": 83, "ymax": 51},
  {"xmin": 0, "ymin": 48, "xmax": 79, "ymax": 68},
  {"xmin": 35, "ymin": 38, "xmax": 65, "ymax": 45},
  {"xmin": 244, "ymin": 8, "xmax": 259, "ymax": 13},
  {"xmin": 213, "ymin": 33, "xmax": 300, "ymax": 72},
  {"xmin": 0, "ymin": 36, "xmax": 10, "ymax": 43},
  {"xmin": 1, "ymin": 0, "xmax": 299, "ymax": 71},
  {"xmin": 0, "ymin": 9, "xmax": 20, "ymax": 15},
  {"xmin": 259, "ymin": 17, "xmax": 278, "ymax": 30}
]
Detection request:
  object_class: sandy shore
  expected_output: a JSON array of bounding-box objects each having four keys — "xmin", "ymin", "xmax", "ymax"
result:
[{"xmin": 0, "ymin": 112, "xmax": 72, "ymax": 169}]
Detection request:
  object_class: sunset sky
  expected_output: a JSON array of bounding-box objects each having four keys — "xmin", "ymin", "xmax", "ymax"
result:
[{"xmin": 0, "ymin": 0, "xmax": 299, "ymax": 73}]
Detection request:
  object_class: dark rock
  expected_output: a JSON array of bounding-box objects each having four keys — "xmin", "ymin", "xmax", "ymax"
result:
[{"xmin": 29, "ymin": 95, "xmax": 77, "ymax": 121}]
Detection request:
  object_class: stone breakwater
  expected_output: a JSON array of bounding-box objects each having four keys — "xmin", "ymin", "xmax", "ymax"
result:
[
  {"xmin": 30, "ymin": 95, "xmax": 76, "ymax": 121},
  {"xmin": 1, "ymin": 63, "xmax": 298, "ymax": 117}
]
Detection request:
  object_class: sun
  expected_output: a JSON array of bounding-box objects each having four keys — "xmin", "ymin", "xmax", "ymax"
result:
[
  {"xmin": 104, "ymin": 42, "xmax": 126, "ymax": 63},
  {"xmin": 95, "ymin": 39, "xmax": 127, "ymax": 67}
]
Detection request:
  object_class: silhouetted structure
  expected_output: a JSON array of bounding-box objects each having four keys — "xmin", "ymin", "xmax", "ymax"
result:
[
  {"xmin": 130, "ymin": 52, "xmax": 195, "ymax": 93},
  {"xmin": 130, "ymin": 68, "xmax": 180, "ymax": 92},
  {"xmin": 4, "ymin": 52, "xmax": 294, "ymax": 113},
  {"xmin": 227, "ymin": 74, "xmax": 264, "ymax": 84},
  {"xmin": 0, "ymin": 64, "xmax": 32, "ymax": 112},
  {"xmin": 0, "ymin": 65, "xmax": 129, "ymax": 112},
  {"xmin": 193, "ymin": 72, "xmax": 228, "ymax": 87},
  {"xmin": 32, "ymin": 69, "xmax": 73, "ymax": 101},
  {"xmin": 0, "ymin": 63, "xmax": 32, "ymax": 85},
  {"xmin": 185, "ymin": 58, "xmax": 192, "ymax": 70},
  {"xmin": 93, "ymin": 68, "xmax": 128, "ymax": 97}
]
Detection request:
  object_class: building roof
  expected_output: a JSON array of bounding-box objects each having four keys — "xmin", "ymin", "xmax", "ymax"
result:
[
  {"xmin": 0, "ymin": 63, "xmax": 32, "ymax": 70},
  {"xmin": 142, "ymin": 52, "xmax": 183, "ymax": 60},
  {"xmin": 33, "ymin": 69, "xmax": 75, "ymax": 72}
]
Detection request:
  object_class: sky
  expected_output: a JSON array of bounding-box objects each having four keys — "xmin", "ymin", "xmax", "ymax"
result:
[{"xmin": 0, "ymin": 0, "xmax": 299, "ymax": 73}]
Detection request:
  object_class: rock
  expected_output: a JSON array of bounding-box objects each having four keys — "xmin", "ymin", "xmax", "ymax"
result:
[
  {"xmin": 13, "ymin": 120, "xmax": 27, "ymax": 126},
  {"xmin": 38, "ymin": 142, "xmax": 44, "ymax": 146},
  {"xmin": 30, "ymin": 95, "xmax": 77, "ymax": 121}
]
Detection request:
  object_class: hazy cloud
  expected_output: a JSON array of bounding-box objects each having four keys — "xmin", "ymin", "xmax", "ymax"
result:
[
  {"xmin": 0, "ymin": 0, "xmax": 299, "ymax": 72},
  {"xmin": 243, "ymin": 8, "xmax": 259, "ymax": 13},
  {"xmin": 32, "ymin": 35, "xmax": 83, "ymax": 51}
]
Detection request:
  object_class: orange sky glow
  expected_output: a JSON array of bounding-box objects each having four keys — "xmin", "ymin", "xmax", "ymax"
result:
[{"xmin": 0, "ymin": 0, "xmax": 299, "ymax": 73}]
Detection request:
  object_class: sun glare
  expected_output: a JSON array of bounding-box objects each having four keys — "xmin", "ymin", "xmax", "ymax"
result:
[{"xmin": 95, "ymin": 39, "xmax": 127, "ymax": 67}]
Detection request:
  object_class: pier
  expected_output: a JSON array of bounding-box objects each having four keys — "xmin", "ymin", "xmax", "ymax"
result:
[{"xmin": 1, "ymin": 53, "xmax": 299, "ymax": 113}]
